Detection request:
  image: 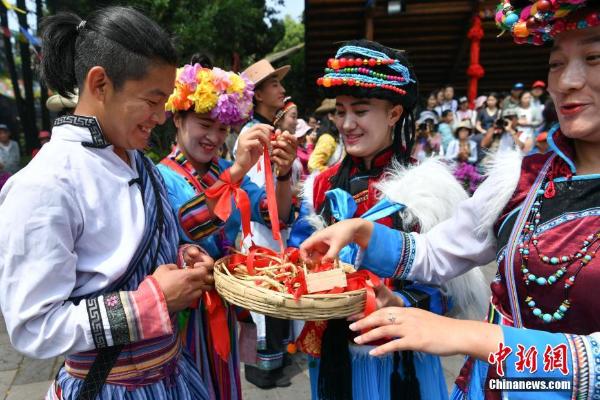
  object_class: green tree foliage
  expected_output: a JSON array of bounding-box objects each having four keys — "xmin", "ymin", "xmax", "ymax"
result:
[
  {"xmin": 48, "ymin": 0, "xmax": 285, "ymax": 69},
  {"xmin": 273, "ymin": 15, "xmax": 303, "ymax": 52},
  {"xmin": 271, "ymin": 15, "xmax": 307, "ymax": 117}
]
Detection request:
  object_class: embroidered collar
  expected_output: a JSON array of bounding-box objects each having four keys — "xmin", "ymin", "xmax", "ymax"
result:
[
  {"xmin": 350, "ymin": 146, "xmax": 394, "ymax": 172},
  {"xmin": 166, "ymin": 147, "xmax": 220, "ymax": 190},
  {"xmin": 547, "ymin": 124, "xmax": 576, "ymax": 174},
  {"xmin": 53, "ymin": 115, "xmax": 110, "ymax": 148}
]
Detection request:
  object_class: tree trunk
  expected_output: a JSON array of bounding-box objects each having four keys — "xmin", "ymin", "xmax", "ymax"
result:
[
  {"xmin": 0, "ymin": 3, "xmax": 26, "ymax": 146},
  {"xmin": 16, "ymin": 0, "xmax": 38, "ymax": 154},
  {"xmin": 36, "ymin": 0, "xmax": 50, "ymax": 131}
]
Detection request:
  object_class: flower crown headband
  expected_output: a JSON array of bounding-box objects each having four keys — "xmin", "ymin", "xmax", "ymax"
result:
[
  {"xmin": 496, "ymin": 0, "xmax": 600, "ymax": 45},
  {"xmin": 316, "ymin": 45, "xmax": 416, "ymax": 95},
  {"xmin": 165, "ymin": 63, "xmax": 254, "ymax": 126}
]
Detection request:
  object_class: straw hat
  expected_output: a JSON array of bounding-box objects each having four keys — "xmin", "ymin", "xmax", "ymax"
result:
[
  {"xmin": 46, "ymin": 89, "xmax": 78, "ymax": 112},
  {"xmin": 315, "ymin": 98, "xmax": 336, "ymax": 114},
  {"xmin": 243, "ymin": 59, "xmax": 290, "ymax": 87},
  {"xmin": 454, "ymin": 120, "xmax": 473, "ymax": 136}
]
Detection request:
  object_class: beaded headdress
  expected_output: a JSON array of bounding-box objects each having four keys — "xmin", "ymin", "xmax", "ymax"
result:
[
  {"xmin": 165, "ymin": 63, "xmax": 254, "ymax": 126},
  {"xmin": 274, "ymin": 97, "xmax": 297, "ymax": 127},
  {"xmin": 316, "ymin": 44, "xmax": 418, "ymax": 108},
  {"xmin": 496, "ymin": 0, "xmax": 600, "ymax": 45}
]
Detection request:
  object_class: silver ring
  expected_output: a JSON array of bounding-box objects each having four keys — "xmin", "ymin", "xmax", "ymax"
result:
[{"xmin": 387, "ymin": 313, "xmax": 396, "ymax": 324}]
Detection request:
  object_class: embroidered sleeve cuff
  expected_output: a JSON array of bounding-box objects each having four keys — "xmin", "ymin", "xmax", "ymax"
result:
[
  {"xmin": 563, "ymin": 332, "xmax": 600, "ymax": 400},
  {"xmin": 501, "ymin": 326, "xmax": 578, "ymax": 397},
  {"xmin": 361, "ymin": 222, "xmax": 415, "ymax": 279},
  {"xmin": 179, "ymin": 193, "xmax": 225, "ymax": 242},
  {"xmin": 127, "ymin": 276, "xmax": 173, "ymax": 341},
  {"xmin": 85, "ymin": 276, "xmax": 173, "ymax": 349}
]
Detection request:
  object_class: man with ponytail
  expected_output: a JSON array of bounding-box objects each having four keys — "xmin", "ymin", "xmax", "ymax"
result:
[
  {"xmin": 288, "ymin": 39, "xmax": 489, "ymax": 400},
  {"xmin": 0, "ymin": 7, "xmax": 211, "ymax": 400}
]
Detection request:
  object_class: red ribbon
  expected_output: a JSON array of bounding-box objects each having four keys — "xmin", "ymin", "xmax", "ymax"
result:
[
  {"xmin": 204, "ymin": 290, "xmax": 231, "ymax": 361},
  {"xmin": 261, "ymin": 147, "xmax": 284, "ymax": 253},
  {"xmin": 205, "ymin": 169, "xmax": 252, "ymax": 239}
]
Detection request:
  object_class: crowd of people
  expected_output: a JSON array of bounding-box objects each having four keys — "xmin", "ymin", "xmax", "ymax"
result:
[
  {"xmin": 0, "ymin": 1, "xmax": 599, "ymax": 400},
  {"xmin": 412, "ymin": 81, "xmax": 557, "ymax": 193}
]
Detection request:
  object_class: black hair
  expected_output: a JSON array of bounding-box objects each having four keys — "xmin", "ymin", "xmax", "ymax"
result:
[
  {"xmin": 40, "ymin": 6, "xmax": 177, "ymax": 98},
  {"xmin": 441, "ymin": 109, "xmax": 453, "ymax": 118},
  {"xmin": 190, "ymin": 53, "xmax": 214, "ymax": 69},
  {"xmin": 519, "ymin": 90, "xmax": 532, "ymax": 102},
  {"xmin": 316, "ymin": 115, "xmax": 339, "ymax": 141}
]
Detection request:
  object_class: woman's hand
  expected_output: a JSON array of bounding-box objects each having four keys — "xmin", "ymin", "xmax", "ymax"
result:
[
  {"xmin": 271, "ymin": 130, "xmax": 298, "ymax": 177},
  {"xmin": 349, "ymin": 307, "xmax": 502, "ymax": 360},
  {"xmin": 299, "ymin": 219, "xmax": 374, "ymax": 264},
  {"xmin": 230, "ymin": 123, "xmax": 272, "ymax": 183},
  {"xmin": 182, "ymin": 246, "xmax": 215, "ymax": 291}
]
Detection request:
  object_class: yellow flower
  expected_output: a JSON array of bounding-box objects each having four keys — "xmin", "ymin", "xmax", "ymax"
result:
[
  {"xmin": 190, "ymin": 81, "xmax": 218, "ymax": 114},
  {"xmin": 227, "ymin": 74, "xmax": 245, "ymax": 96}
]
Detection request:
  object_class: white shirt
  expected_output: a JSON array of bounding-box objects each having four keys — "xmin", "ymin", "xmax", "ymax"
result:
[{"xmin": 0, "ymin": 119, "xmax": 145, "ymax": 358}]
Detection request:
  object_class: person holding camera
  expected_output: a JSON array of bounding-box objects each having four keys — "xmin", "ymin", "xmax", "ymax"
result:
[
  {"xmin": 481, "ymin": 108, "xmax": 532, "ymax": 159},
  {"xmin": 413, "ymin": 112, "xmax": 442, "ymax": 161}
]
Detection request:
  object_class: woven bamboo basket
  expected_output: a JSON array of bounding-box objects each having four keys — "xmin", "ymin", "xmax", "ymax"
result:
[{"xmin": 214, "ymin": 256, "xmax": 366, "ymax": 320}]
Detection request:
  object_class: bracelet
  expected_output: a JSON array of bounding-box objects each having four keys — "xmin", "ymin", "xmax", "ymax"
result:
[{"xmin": 276, "ymin": 169, "xmax": 292, "ymax": 181}]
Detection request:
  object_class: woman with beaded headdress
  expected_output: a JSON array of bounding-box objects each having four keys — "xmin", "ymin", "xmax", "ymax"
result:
[
  {"xmin": 288, "ymin": 39, "xmax": 489, "ymax": 400},
  {"xmin": 301, "ymin": 1, "xmax": 600, "ymax": 399},
  {"xmin": 157, "ymin": 62, "xmax": 297, "ymax": 399}
]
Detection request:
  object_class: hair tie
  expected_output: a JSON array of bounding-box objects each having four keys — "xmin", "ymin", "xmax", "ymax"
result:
[{"xmin": 77, "ymin": 20, "xmax": 86, "ymax": 33}]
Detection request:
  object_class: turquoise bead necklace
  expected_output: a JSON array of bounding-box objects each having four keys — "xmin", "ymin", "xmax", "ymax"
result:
[{"xmin": 518, "ymin": 178, "xmax": 600, "ymax": 324}]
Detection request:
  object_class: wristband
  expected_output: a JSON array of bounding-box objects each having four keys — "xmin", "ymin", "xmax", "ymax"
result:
[{"xmin": 276, "ymin": 169, "xmax": 292, "ymax": 181}]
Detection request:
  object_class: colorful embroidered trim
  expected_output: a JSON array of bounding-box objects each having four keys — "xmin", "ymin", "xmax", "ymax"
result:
[{"xmin": 393, "ymin": 231, "xmax": 416, "ymax": 280}]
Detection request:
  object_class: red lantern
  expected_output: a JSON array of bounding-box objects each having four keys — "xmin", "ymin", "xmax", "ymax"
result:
[{"xmin": 466, "ymin": 16, "xmax": 485, "ymax": 109}]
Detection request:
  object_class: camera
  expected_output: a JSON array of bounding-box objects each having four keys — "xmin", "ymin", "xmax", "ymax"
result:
[{"xmin": 494, "ymin": 118, "xmax": 510, "ymax": 129}]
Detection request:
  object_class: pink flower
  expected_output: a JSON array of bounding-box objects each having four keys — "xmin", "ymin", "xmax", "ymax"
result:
[
  {"xmin": 211, "ymin": 67, "xmax": 231, "ymax": 92},
  {"xmin": 179, "ymin": 64, "xmax": 203, "ymax": 88},
  {"xmin": 105, "ymin": 295, "xmax": 118, "ymax": 308}
]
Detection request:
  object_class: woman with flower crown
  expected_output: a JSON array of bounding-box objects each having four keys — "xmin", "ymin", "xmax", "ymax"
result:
[
  {"xmin": 288, "ymin": 39, "xmax": 489, "ymax": 400},
  {"xmin": 301, "ymin": 1, "xmax": 600, "ymax": 399},
  {"xmin": 157, "ymin": 63, "xmax": 297, "ymax": 400}
]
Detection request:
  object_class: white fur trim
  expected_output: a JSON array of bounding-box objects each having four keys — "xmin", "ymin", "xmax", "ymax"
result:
[
  {"xmin": 375, "ymin": 158, "xmax": 491, "ymax": 320},
  {"xmin": 375, "ymin": 158, "xmax": 468, "ymax": 231},
  {"xmin": 299, "ymin": 171, "xmax": 326, "ymax": 230},
  {"xmin": 476, "ymin": 149, "xmax": 523, "ymax": 236}
]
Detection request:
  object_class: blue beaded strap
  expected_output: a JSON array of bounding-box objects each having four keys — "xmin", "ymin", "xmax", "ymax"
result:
[{"xmin": 335, "ymin": 45, "xmax": 415, "ymax": 84}]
